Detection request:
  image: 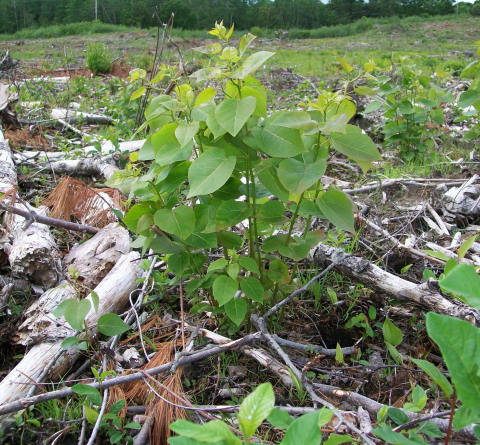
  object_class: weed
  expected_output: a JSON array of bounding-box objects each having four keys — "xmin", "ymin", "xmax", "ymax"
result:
[{"xmin": 86, "ymin": 42, "xmax": 112, "ymax": 75}]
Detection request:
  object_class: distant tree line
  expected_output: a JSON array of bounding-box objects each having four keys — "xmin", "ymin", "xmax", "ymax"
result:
[{"xmin": 0, "ymin": 0, "xmax": 464, "ymax": 35}]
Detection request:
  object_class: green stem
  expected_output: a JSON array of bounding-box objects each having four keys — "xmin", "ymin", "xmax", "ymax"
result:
[{"xmin": 286, "ymin": 193, "xmax": 304, "ymax": 246}]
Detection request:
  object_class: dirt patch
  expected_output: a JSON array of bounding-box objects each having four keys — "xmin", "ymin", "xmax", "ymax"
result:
[{"xmin": 109, "ymin": 60, "xmax": 131, "ymax": 79}]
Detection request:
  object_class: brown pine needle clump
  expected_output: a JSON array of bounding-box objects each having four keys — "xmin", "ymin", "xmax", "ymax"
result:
[
  {"xmin": 125, "ymin": 340, "xmax": 186, "ymax": 445},
  {"xmin": 42, "ymin": 177, "xmax": 124, "ymax": 228}
]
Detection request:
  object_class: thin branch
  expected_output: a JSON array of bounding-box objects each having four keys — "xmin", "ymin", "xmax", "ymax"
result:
[{"xmin": 0, "ymin": 202, "xmax": 98, "ymax": 234}]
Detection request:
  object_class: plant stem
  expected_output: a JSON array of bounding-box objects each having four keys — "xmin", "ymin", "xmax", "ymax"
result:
[{"xmin": 444, "ymin": 389, "xmax": 456, "ymax": 445}]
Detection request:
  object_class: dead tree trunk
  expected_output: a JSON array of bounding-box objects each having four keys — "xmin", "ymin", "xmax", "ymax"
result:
[
  {"xmin": 0, "ymin": 251, "xmax": 142, "ymax": 409},
  {"xmin": 308, "ymin": 243, "xmax": 480, "ymax": 324}
]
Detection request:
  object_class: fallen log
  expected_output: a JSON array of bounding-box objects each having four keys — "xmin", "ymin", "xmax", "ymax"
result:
[
  {"xmin": 4, "ymin": 205, "xmax": 61, "ymax": 288},
  {"xmin": 0, "ymin": 130, "xmax": 16, "ymax": 195},
  {"xmin": 0, "ymin": 251, "xmax": 142, "ymax": 410},
  {"xmin": 13, "ymin": 139, "xmax": 146, "ymax": 163},
  {"xmin": 308, "ymin": 243, "xmax": 480, "ymax": 324},
  {"xmin": 64, "ymin": 223, "xmax": 130, "ymax": 289},
  {"xmin": 47, "ymin": 153, "xmax": 121, "ymax": 180}
]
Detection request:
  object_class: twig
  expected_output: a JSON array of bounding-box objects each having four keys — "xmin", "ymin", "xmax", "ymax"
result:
[
  {"xmin": 0, "ymin": 333, "xmax": 262, "ymax": 416},
  {"xmin": 263, "ymin": 256, "xmax": 349, "ymax": 319},
  {"xmin": 0, "ymin": 202, "xmax": 98, "ymax": 234},
  {"xmin": 272, "ymin": 335, "xmax": 355, "ymax": 356},
  {"xmin": 179, "ymin": 278, "xmax": 186, "ymax": 350},
  {"xmin": 251, "ymin": 315, "xmax": 375, "ymax": 445},
  {"xmin": 85, "ymin": 388, "xmax": 108, "ymax": 445},
  {"xmin": 393, "ymin": 411, "xmax": 450, "ymax": 432}
]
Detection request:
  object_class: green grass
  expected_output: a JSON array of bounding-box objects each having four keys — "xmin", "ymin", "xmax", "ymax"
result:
[{"xmin": 0, "ymin": 21, "xmax": 135, "ymax": 41}]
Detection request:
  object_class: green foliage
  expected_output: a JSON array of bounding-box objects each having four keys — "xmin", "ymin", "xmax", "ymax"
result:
[
  {"xmin": 169, "ymin": 383, "xmax": 340, "ymax": 445},
  {"xmin": 472, "ymin": 4, "xmax": 480, "ymax": 16},
  {"xmin": 363, "ymin": 57, "xmax": 454, "ymax": 161},
  {"xmin": 86, "ymin": 42, "xmax": 112, "ymax": 75},
  {"xmin": 116, "ymin": 23, "xmax": 381, "ymax": 329}
]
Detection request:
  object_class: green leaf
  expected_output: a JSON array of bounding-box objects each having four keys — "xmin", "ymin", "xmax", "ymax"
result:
[
  {"xmin": 337, "ymin": 54, "xmax": 353, "ymax": 73},
  {"xmin": 215, "ymin": 97, "xmax": 257, "ymax": 137},
  {"xmin": 266, "ymin": 259, "xmax": 290, "ymax": 284},
  {"xmin": 85, "ymin": 405, "xmax": 99, "ymax": 424},
  {"xmin": 335, "ymin": 343, "xmax": 344, "ymax": 364},
  {"xmin": 61, "ymin": 336, "xmax": 80, "ymax": 349},
  {"xmin": 65, "ymin": 299, "xmax": 91, "ymax": 332},
  {"xmin": 213, "ymin": 275, "xmax": 238, "ymax": 306},
  {"xmin": 420, "ymin": 422, "xmax": 443, "ymax": 439},
  {"xmin": 206, "ymin": 111, "xmax": 227, "ymax": 139},
  {"xmin": 97, "ymin": 313, "xmax": 130, "ymax": 336},
  {"xmin": 89, "ymin": 290, "xmax": 99, "ymax": 313},
  {"xmin": 453, "ymin": 405, "xmax": 480, "ymax": 430},
  {"xmin": 232, "ymin": 51, "xmax": 275, "ymax": 79},
  {"xmin": 317, "ymin": 407, "xmax": 334, "ymax": 427},
  {"xmin": 225, "ymin": 297, "xmax": 247, "ymax": 326},
  {"xmin": 459, "ymin": 89, "xmax": 480, "ymax": 109},
  {"xmin": 193, "ymin": 42, "xmax": 222, "ymax": 55},
  {"xmin": 240, "ymin": 277, "xmax": 264, "ymax": 304},
  {"xmin": 241, "ymin": 85, "xmax": 267, "ymax": 117},
  {"xmin": 170, "ymin": 419, "xmax": 241, "ymax": 445},
  {"xmin": 268, "ymin": 408, "xmax": 293, "ymax": 429},
  {"xmin": 150, "ymin": 235, "xmax": 185, "ymax": 254},
  {"xmin": 189, "ymin": 67, "xmax": 222, "ymax": 81},
  {"xmin": 409, "ymin": 358, "xmax": 453, "ymax": 398},
  {"xmin": 109, "ymin": 399, "xmax": 126, "ymax": 415},
  {"xmin": 195, "ymin": 87, "xmax": 216, "ymax": 106},
  {"xmin": 373, "ymin": 426, "xmax": 416, "ymax": 445},
  {"xmin": 187, "ymin": 148, "xmax": 236, "ymax": 198},
  {"xmin": 440, "ymin": 264, "xmax": 480, "ymax": 309},
  {"xmin": 168, "ymin": 252, "xmax": 190, "ymax": 276},
  {"xmin": 278, "ymin": 241, "xmax": 311, "ymax": 261},
  {"xmin": 208, "ymin": 258, "xmax": 229, "ymax": 273},
  {"xmin": 383, "ymin": 317, "xmax": 403, "ymax": 346},
  {"xmin": 216, "ymin": 200, "xmax": 253, "ymax": 230},
  {"xmin": 168, "ymin": 438, "xmax": 203, "ymax": 445},
  {"xmin": 152, "ymin": 123, "xmax": 192, "ymax": 167},
  {"xmin": 426, "ymin": 313, "xmax": 480, "ymax": 413},
  {"xmin": 267, "ymin": 110, "xmax": 317, "ymax": 130},
  {"xmin": 130, "ymin": 86, "xmax": 146, "ymax": 101},
  {"xmin": 412, "ymin": 385, "xmax": 427, "ymax": 410},
  {"xmin": 277, "ymin": 158, "xmax": 326, "ymax": 195},
  {"xmin": 324, "ymin": 433, "xmax": 353, "ymax": 445},
  {"xmin": 316, "ymin": 190, "xmax": 355, "ymax": 233},
  {"xmin": 252, "ymin": 125, "xmax": 306, "ymax": 158},
  {"xmin": 457, "ymin": 236, "xmax": 476, "ymax": 261},
  {"xmin": 175, "ymin": 122, "xmax": 200, "ymax": 148},
  {"xmin": 217, "ymin": 231, "xmax": 244, "ymax": 249},
  {"xmin": 422, "ymin": 250, "xmax": 449, "ymax": 261},
  {"xmin": 330, "ymin": 125, "xmax": 382, "ymax": 166},
  {"xmin": 257, "ymin": 201, "xmax": 287, "ymax": 225},
  {"xmin": 238, "ymin": 382, "xmax": 275, "ymax": 440},
  {"xmin": 72, "ymin": 384, "xmax": 102, "ymax": 405},
  {"xmin": 280, "ymin": 411, "xmax": 322, "ymax": 445},
  {"xmin": 238, "ymin": 257, "xmax": 260, "ymax": 275},
  {"xmin": 154, "ymin": 206, "xmax": 196, "ymax": 240},
  {"xmin": 52, "ymin": 298, "xmax": 77, "ymax": 318},
  {"xmin": 386, "ymin": 342, "xmax": 403, "ymax": 364},
  {"xmin": 257, "ymin": 161, "xmax": 290, "ymax": 203}
]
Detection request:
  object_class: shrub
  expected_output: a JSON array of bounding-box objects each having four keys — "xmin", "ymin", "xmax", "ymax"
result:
[
  {"xmin": 472, "ymin": 4, "xmax": 480, "ymax": 16},
  {"xmin": 250, "ymin": 26, "xmax": 263, "ymax": 37},
  {"xmin": 86, "ymin": 42, "xmax": 112, "ymax": 75}
]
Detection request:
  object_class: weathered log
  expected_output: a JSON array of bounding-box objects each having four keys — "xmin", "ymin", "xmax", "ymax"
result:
[
  {"xmin": 64, "ymin": 223, "xmax": 131, "ymax": 289},
  {"xmin": 0, "ymin": 251, "xmax": 142, "ymax": 409},
  {"xmin": 14, "ymin": 140, "xmax": 146, "ymax": 163},
  {"xmin": 4, "ymin": 205, "xmax": 61, "ymax": 288},
  {"xmin": 0, "ymin": 130, "xmax": 16, "ymax": 195},
  {"xmin": 47, "ymin": 153, "xmax": 120, "ymax": 180},
  {"xmin": 308, "ymin": 243, "xmax": 480, "ymax": 324}
]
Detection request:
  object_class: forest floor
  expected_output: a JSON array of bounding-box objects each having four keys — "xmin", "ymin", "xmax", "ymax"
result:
[{"xmin": 0, "ymin": 16, "xmax": 479, "ymax": 445}]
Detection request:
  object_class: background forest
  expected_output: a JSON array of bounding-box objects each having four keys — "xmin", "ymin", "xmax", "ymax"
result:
[{"xmin": 0, "ymin": 0, "xmax": 472, "ymax": 35}]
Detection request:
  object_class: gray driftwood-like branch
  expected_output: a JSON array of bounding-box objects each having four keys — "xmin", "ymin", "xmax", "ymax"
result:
[
  {"xmin": 308, "ymin": 243, "xmax": 480, "ymax": 324},
  {"xmin": 0, "ymin": 202, "xmax": 98, "ymax": 235}
]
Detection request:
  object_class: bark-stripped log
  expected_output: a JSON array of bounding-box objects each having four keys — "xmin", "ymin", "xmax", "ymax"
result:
[
  {"xmin": 47, "ymin": 153, "xmax": 120, "ymax": 180},
  {"xmin": 64, "ymin": 223, "xmax": 131, "ymax": 289},
  {"xmin": 0, "ymin": 131, "xmax": 16, "ymax": 195},
  {"xmin": 0, "ymin": 251, "xmax": 142, "ymax": 409},
  {"xmin": 4, "ymin": 206, "xmax": 61, "ymax": 288},
  {"xmin": 13, "ymin": 140, "xmax": 146, "ymax": 163},
  {"xmin": 308, "ymin": 243, "xmax": 480, "ymax": 324}
]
